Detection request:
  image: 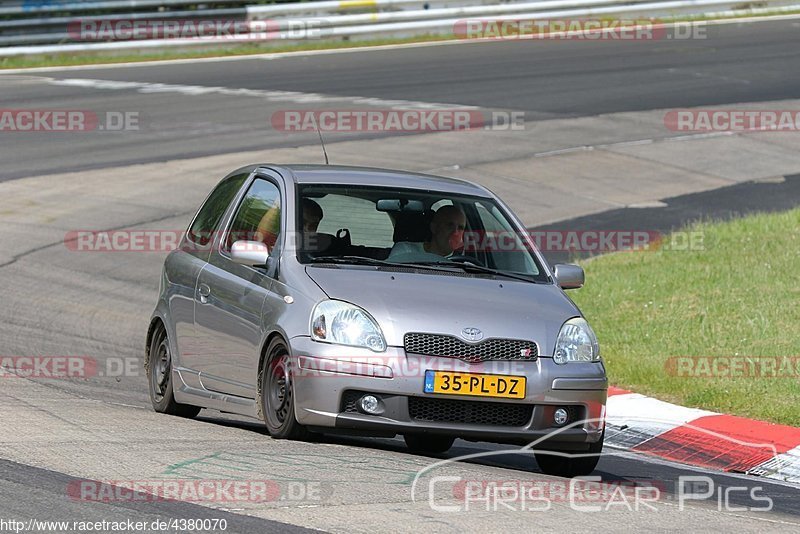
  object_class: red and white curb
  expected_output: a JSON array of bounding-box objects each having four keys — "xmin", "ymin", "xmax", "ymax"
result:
[{"xmin": 604, "ymin": 387, "xmax": 800, "ymax": 484}]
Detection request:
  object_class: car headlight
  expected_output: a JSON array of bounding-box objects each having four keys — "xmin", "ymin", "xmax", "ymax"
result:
[
  {"xmin": 554, "ymin": 317, "xmax": 600, "ymax": 364},
  {"xmin": 311, "ymin": 300, "xmax": 387, "ymax": 352}
]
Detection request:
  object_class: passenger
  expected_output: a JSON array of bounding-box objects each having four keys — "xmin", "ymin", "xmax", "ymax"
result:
[
  {"xmin": 253, "ymin": 197, "xmax": 281, "ymax": 249},
  {"xmin": 388, "ymin": 205, "xmax": 466, "ymax": 262},
  {"xmin": 253, "ymin": 198, "xmax": 324, "ymax": 251},
  {"xmin": 302, "ymin": 199, "xmax": 323, "ymax": 233},
  {"xmin": 301, "ymin": 198, "xmax": 330, "ymax": 254}
]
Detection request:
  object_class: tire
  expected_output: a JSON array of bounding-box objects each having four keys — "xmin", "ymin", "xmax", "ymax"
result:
[
  {"xmin": 534, "ymin": 431, "xmax": 604, "ymax": 478},
  {"xmin": 260, "ymin": 338, "xmax": 311, "ymax": 440},
  {"xmin": 147, "ymin": 323, "xmax": 201, "ymax": 418},
  {"xmin": 404, "ymin": 434, "xmax": 455, "ymax": 454}
]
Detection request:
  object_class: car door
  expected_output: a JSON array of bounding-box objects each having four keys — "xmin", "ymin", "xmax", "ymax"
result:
[
  {"xmin": 169, "ymin": 171, "xmax": 248, "ymax": 375},
  {"xmin": 192, "ymin": 175, "xmax": 285, "ymax": 398}
]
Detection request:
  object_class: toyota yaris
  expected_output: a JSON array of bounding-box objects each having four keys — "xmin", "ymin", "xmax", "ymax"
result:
[{"xmin": 145, "ymin": 164, "xmax": 607, "ymax": 477}]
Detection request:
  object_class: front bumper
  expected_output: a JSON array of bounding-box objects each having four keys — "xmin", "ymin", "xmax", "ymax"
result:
[{"xmin": 289, "ymin": 336, "xmax": 607, "ymax": 448}]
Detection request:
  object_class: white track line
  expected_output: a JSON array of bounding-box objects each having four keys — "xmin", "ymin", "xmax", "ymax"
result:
[{"xmin": 43, "ymin": 77, "xmax": 479, "ymax": 110}]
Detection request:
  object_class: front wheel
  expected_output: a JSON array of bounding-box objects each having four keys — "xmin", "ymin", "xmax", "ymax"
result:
[
  {"xmin": 146, "ymin": 324, "xmax": 201, "ymax": 418},
  {"xmin": 260, "ymin": 338, "xmax": 311, "ymax": 440},
  {"xmin": 534, "ymin": 431, "xmax": 604, "ymax": 477},
  {"xmin": 404, "ymin": 434, "xmax": 455, "ymax": 454}
]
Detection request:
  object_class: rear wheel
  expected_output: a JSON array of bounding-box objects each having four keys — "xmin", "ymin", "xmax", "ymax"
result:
[
  {"xmin": 147, "ymin": 324, "xmax": 201, "ymax": 418},
  {"xmin": 260, "ymin": 338, "xmax": 311, "ymax": 440},
  {"xmin": 534, "ymin": 431, "xmax": 604, "ymax": 477},
  {"xmin": 404, "ymin": 434, "xmax": 455, "ymax": 454}
]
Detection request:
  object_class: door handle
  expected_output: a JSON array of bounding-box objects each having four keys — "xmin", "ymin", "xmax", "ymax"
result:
[{"xmin": 198, "ymin": 283, "xmax": 211, "ymax": 303}]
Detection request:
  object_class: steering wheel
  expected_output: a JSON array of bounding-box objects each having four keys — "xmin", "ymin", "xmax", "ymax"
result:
[{"xmin": 446, "ymin": 254, "xmax": 486, "ymax": 267}]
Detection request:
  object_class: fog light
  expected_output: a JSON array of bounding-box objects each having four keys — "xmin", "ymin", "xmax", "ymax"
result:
[
  {"xmin": 554, "ymin": 407, "xmax": 569, "ymax": 426},
  {"xmin": 359, "ymin": 395, "xmax": 381, "ymax": 414}
]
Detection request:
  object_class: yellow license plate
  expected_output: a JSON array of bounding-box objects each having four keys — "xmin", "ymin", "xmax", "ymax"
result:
[{"xmin": 423, "ymin": 370, "xmax": 526, "ymax": 399}]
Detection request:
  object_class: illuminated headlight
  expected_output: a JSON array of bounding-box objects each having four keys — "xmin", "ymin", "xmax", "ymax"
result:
[
  {"xmin": 311, "ymin": 300, "xmax": 387, "ymax": 352},
  {"xmin": 553, "ymin": 317, "xmax": 600, "ymax": 364}
]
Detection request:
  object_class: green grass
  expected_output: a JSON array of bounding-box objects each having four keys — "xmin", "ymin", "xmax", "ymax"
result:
[
  {"xmin": 571, "ymin": 208, "xmax": 800, "ymax": 426},
  {"xmin": 0, "ymin": 34, "xmax": 455, "ymax": 70}
]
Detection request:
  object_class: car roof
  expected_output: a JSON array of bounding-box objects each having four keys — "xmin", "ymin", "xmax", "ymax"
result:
[{"xmin": 261, "ymin": 164, "xmax": 493, "ymax": 197}]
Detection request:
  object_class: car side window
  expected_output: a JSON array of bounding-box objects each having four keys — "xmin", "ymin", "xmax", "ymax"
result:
[
  {"xmin": 187, "ymin": 173, "xmax": 248, "ymax": 246},
  {"xmin": 475, "ymin": 202, "xmax": 538, "ymax": 274},
  {"xmin": 475, "ymin": 203, "xmax": 505, "ymax": 232},
  {"xmin": 225, "ymin": 178, "xmax": 282, "ymax": 252}
]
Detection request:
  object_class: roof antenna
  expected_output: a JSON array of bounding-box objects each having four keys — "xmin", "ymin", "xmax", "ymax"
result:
[{"xmin": 315, "ymin": 123, "xmax": 330, "ymax": 165}]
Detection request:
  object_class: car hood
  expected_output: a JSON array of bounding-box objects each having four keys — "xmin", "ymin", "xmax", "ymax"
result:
[{"xmin": 305, "ymin": 266, "xmax": 581, "ymax": 355}]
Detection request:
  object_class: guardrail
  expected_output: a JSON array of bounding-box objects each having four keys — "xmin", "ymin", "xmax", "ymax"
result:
[
  {"xmin": 0, "ymin": 0, "xmax": 250, "ymax": 16},
  {"xmin": 1, "ymin": 0, "xmax": 798, "ymax": 55}
]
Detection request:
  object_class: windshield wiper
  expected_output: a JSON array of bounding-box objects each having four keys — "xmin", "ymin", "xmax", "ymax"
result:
[
  {"xmin": 308, "ymin": 255, "xmax": 458, "ymax": 273},
  {"xmin": 408, "ymin": 260, "xmax": 542, "ymax": 284},
  {"xmin": 309, "ymin": 255, "xmax": 390, "ymax": 266}
]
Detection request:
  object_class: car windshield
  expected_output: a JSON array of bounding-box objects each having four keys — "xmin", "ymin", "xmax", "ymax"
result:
[{"xmin": 296, "ymin": 184, "xmax": 549, "ymax": 283}]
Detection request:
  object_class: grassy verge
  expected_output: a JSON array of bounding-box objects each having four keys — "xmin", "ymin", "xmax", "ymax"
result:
[
  {"xmin": 571, "ymin": 208, "xmax": 800, "ymax": 426},
  {"xmin": 0, "ymin": 34, "xmax": 455, "ymax": 70},
  {"xmin": 3, "ymin": 10, "xmax": 800, "ymax": 70}
]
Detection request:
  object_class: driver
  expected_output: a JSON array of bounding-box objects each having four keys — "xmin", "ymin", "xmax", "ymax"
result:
[{"xmin": 388, "ymin": 204, "xmax": 466, "ymax": 262}]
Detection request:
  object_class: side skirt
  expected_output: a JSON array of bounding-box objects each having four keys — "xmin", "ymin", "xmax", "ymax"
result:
[{"xmin": 172, "ymin": 367, "xmax": 259, "ymax": 419}]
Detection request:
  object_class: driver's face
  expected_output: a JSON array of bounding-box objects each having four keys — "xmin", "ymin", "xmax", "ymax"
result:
[{"xmin": 432, "ymin": 209, "xmax": 466, "ymax": 252}]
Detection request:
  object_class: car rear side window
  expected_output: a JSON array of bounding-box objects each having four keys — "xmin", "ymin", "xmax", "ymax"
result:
[{"xmin": 187, "ymin": 173, "xmax": 248, "ymax": 246}]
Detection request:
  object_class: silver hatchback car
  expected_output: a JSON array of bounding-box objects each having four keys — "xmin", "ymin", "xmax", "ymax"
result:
[{"xmin": 146, "ymin": 164, "xmax": 607, "ymax": 477}]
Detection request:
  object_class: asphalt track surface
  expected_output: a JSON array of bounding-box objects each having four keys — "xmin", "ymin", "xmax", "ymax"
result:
[
  {"xmin": 1, "ymin": 16, "xmax": 800, "ymax": 534},
  {"xmin": 0, "ymin": 460, "xmax": 315, "ymax": 534},
  {"xmin": 2, "ymin": 18, "xmax": 800, "ymax": 180}
]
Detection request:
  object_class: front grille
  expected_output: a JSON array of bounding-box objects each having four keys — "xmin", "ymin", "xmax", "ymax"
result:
[
  {"xmin": 409, "ymin": 396, "xmax": 533, "ymax": 427},
  {"xmin": 404, "ymin": 333, "xmax": 538, "ymax": 364}
]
